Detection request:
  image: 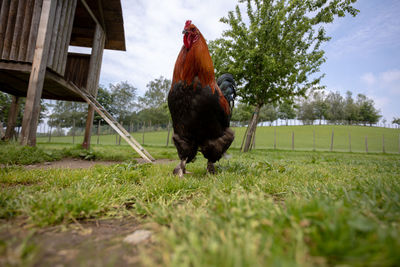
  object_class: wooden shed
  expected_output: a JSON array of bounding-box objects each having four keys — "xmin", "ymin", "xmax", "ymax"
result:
[{"xmin": 0, "ymin": 0, "xmax": 125, "ymax": 147}]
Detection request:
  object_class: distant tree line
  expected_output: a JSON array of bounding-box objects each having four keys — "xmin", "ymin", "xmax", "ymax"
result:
[{"xmin": 231, "ymin": 90, "xmax": 382, "ymax": 126}]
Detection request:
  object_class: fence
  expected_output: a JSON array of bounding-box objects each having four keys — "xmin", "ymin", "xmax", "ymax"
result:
[{"xmin": 28, "ymin": 122, "xmax": 400, "ymax": 154}]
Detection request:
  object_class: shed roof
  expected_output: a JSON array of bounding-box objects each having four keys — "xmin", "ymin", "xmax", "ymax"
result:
[{"xmin": 70, "ymin": 0, "xmax": 126, "ymax": 51}]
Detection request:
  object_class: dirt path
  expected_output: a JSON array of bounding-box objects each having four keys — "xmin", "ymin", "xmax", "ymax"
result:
[
  {"xmin": 0, "ymin": 217, "xmax": 154, "ymax": 266},
  {"xmin": 22, "ymin": 158, "xmax": 175, "ymax": 170}
]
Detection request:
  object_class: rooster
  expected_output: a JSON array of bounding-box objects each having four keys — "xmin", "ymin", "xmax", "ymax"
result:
[{"xmin": 168, "ymin": 20, "xmax": 236, "ymax": 177}]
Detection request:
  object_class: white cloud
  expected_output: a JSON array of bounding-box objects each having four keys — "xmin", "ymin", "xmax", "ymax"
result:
[
  {"xmin": 380, "ymin": 69, "xmax": 400, "ymax": 84},
  {"xmin": 361, "ymin": 72, "xmax": 376, "ymax": 86}
]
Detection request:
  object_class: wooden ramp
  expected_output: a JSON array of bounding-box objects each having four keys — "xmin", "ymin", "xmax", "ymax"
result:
[{"xmin": 70, "ymin": 83, "xmax": 155, "ymax": 163}]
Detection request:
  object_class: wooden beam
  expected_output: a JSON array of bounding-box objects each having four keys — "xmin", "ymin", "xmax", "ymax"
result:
[
  {"xmin": 20, "ymin": 0, "xmax": 57, "ymax": 146},
  {"xmin": 80, "ymin": 0, "xmax": 104, "ymax": 30},
  {"xmin": 82, "ymin": 23, "xmax": 105, "ymax": 149},
  {"xmin": 4, "ymin": 96, "xmax": 20, "ymax": 141}
]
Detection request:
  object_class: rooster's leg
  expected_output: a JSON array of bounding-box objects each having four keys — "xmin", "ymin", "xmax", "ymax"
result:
[
  {"xmin": 173, "ymin": 158, "xmax": 187, "ymax": 178},
  {"xmin": 207, "ymin": 161, "xmax": 216, "ymax": 174}
]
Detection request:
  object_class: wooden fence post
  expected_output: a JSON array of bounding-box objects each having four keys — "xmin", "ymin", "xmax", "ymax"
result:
[
  {"xmin": 97, "ymin": 120, "xmax": 100, "ymax": 145},
  {"xmin": 72, "ymin": 118, "xmax": 75, "ymax": 144},
  {"xmin": 313, "ymin": 129, "xmax": 315, "ymax": 151},
  {"xmin": 365, "ymin": 136, "xmax": 368, "ymax": 153},
  {"xmin": 142, "ymin": 121, "xmax": 145, "ymax": 145},
  {"xmin": 274, "ymin": 127, "xmax": 276, "ymax": 150},
  {"xmin": 382, "ymin": 134, "xmax": 385, "ymax": 153},
  {"xmin": 349, "ymin": 132, "xmax": 351, "ymax": 152},
  {"xmin": 166, "ymin": 121, "xmax": 171, "ymax": 147},
  {"xmin": 330, "ymin": 129, "xmax": 334, "ymax": 152},
  {"xmin": 291, "ymin": 131, "xmax": 294, "ymax": 151}
]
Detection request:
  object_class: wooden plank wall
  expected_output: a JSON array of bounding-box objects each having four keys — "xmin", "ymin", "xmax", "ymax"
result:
[
  {"xmin": 64, "ymin": 53, "xmax": 90, "ymax": 89},
  {"xmin": 0, "ymin": 0, "xmax": 77, "ymax": 76}
]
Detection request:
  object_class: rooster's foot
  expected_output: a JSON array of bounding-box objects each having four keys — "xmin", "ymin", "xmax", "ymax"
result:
[
  {"xmin": 173, "ymin": 158, "xmax": 187, "ymax": 178},
  {"xmin": 207, "ymin": 161, "xmax": 216, "ymax": 174}
]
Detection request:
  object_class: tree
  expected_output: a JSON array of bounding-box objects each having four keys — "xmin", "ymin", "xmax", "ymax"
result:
[
  {"xmin": 231, "ymin": 102, "xmax": 254, "ymax": 125},
  {"xmin": 138, "ymin": 76, "xmax": 171, "ymax": 109},
  {"xmin": 392, "ymin": 117, "xmax": 400, "ymax": 126},
  {"xmin": 343, "ymin": 91, "xmax": 359, "ymax": 125},
  {"xmin": 110, "ymin": 81, "xmax": 137, "ymax": 123},
  {"xmin": 259, "ymin": 104, "xmax": 278, "ymax": 126},
  {"xmin": 297, "ymin": 98, "xmax": 316, "ymax": 125},
  {"xmin": 278, "ymin": 101, "xmax": 296, "ymax": 125},
  {"xmin": 209, "ymin": 0, "xmax": 358, "ymax": 152},
  {"xmin": 137, "ymin": 76, "xmax": 171, "ymax": 126},
  {"xmin": 356, "ymin": 94, "xmax": 381, "ymax": 126},
  {"xmin": 312, "ymin": 91, "xmax": 328, "ymax": 125},
  {"xmin": 326, "ymin": 91, "xmax": 345, "ymax": 124}
]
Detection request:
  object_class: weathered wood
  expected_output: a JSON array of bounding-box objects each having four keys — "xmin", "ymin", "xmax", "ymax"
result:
[
  {"xmin": 4, "ymin": 96, "xmax": 20, "ymax": 141},
  {"xmin": 365, "ymin": 136, "xmax": 368, "ymax": 153},
  {"xmin": 18, "ymin": 0, "xmax": 35, "ymax": 61},
  {"xmin": 52, "ymin": 0, "xmax": 68, "ymax": 73},
  {"xmin": 274, "ymin": 127, "xmax": 276, "ymax": 149},
  {"xmin": 47, "ymin": 0, "xmax": 62, "ymax": 68},
  {"xmin": 0, "ymin": 0, "xmax": 11, "ymax": 55},
  {"xmin": 82, "ymin": 23, "xmax": 105, "ymax": 149},
  {"xmin": 9, "ymin": 0, "xmax": 26, "ymax": 60},
  {"xmin": 20, "ymin": 0, "xmax": 57, "ymax": 146},
  {"xmin": 64, "ymin": 53, "xmax": 90, "ymax": 88},
  {"xmin": 81, "ymin": 0, "xmax": 103, "ymax": 31},
  {"xmin": 60, "ymin": 0, "xmax": 77, "ymax": 75},
  {"xmin": 330, "ymin": 129, "xmax": 334, "ymax": 152},
  {"xmin": 26, "ymin": 0, "xmax": 43, "ymax": 62},
  {"xmin": 1, "ymin": 0, "xmax": 18, "ymax": 59}
]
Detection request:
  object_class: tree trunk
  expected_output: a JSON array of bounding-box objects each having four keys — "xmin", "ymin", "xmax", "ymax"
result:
[
  {"xmin": 4, "ymin": 96, "xmax": 20, "ymax": 141},
  {"xmin": 242, "ymin": 104, "xmax": 262, "ymax": 152}
]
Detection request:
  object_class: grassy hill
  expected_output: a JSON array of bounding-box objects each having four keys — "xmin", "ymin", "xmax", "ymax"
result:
[{"xmin": 36, "ymin": 125, "xmax": 400, "ymax": 154}]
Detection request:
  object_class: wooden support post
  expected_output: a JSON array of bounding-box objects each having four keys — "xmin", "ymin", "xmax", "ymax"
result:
[
  {"xmin": 20, "ymin": 0, "xmax": 57, "ymax": 146},
  {"xmin": 4, "ymin": 96, "xmax": 20, "ymax": 141},
  {"xmin": 365, "ymin": 136, "xmax": 368, "ymax": 153},
  {"xmin": 274, "ymin": 127, "xmax": 276, "ymax": 150},
  {"xmin": 82, "ymin": 23, "xmax": 105, "ymax": 149},
  {"xmin": 330, "ymin": 129, "xmax": 334, "ymax": 152}
]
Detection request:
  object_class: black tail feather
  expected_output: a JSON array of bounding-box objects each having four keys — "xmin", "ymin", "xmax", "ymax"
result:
[{"xmin": 217, "ymin": 73, "xmax": 237, "ymax": 112}]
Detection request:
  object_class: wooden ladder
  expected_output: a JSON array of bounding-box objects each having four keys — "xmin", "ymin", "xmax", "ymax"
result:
[{"xmin": 72, "ymin": 84, "xmax": 155, "ymax": 163}]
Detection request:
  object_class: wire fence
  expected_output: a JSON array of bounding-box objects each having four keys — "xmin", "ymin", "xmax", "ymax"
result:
[{"xmin": 28, "ymin": 121, "xmax": 400, "ymax": 154}]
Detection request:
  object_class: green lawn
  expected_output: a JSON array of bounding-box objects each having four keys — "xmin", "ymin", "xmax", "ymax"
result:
[
  {"xmin": 36, "ymin": 125, "xmax": 400, "ymax": 154},
  {"xmin": 0, "ymin": 143, "xmax": 399, "ymax": 266}
]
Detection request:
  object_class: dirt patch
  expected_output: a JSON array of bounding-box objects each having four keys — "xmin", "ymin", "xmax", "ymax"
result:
[
  {"xmin": 21, "ymin": 158, "xmax": 176, "ymax": 170},
  {"xmin": 0, "ymin": 217, "xmax": 155, "ymax": 266}
]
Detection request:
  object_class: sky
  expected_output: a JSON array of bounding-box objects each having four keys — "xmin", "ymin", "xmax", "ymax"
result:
[{"xmin": 95, "ymin": 0, "xmax": 400, "ymax": 122}]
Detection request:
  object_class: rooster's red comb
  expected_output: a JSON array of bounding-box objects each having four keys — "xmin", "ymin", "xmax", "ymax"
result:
[{"xmin": 185, "ymin": 20, "xmax": 192, "ymax": 27}]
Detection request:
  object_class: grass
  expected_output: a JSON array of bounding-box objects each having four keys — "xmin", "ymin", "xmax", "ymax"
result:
[
  {"xmin": 36, "ymin": 125, "xmax": 400, "ymax": 154},
  {"xmin": 1, "ymin": 143, "xmax": 399, "ymax": 266}
]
